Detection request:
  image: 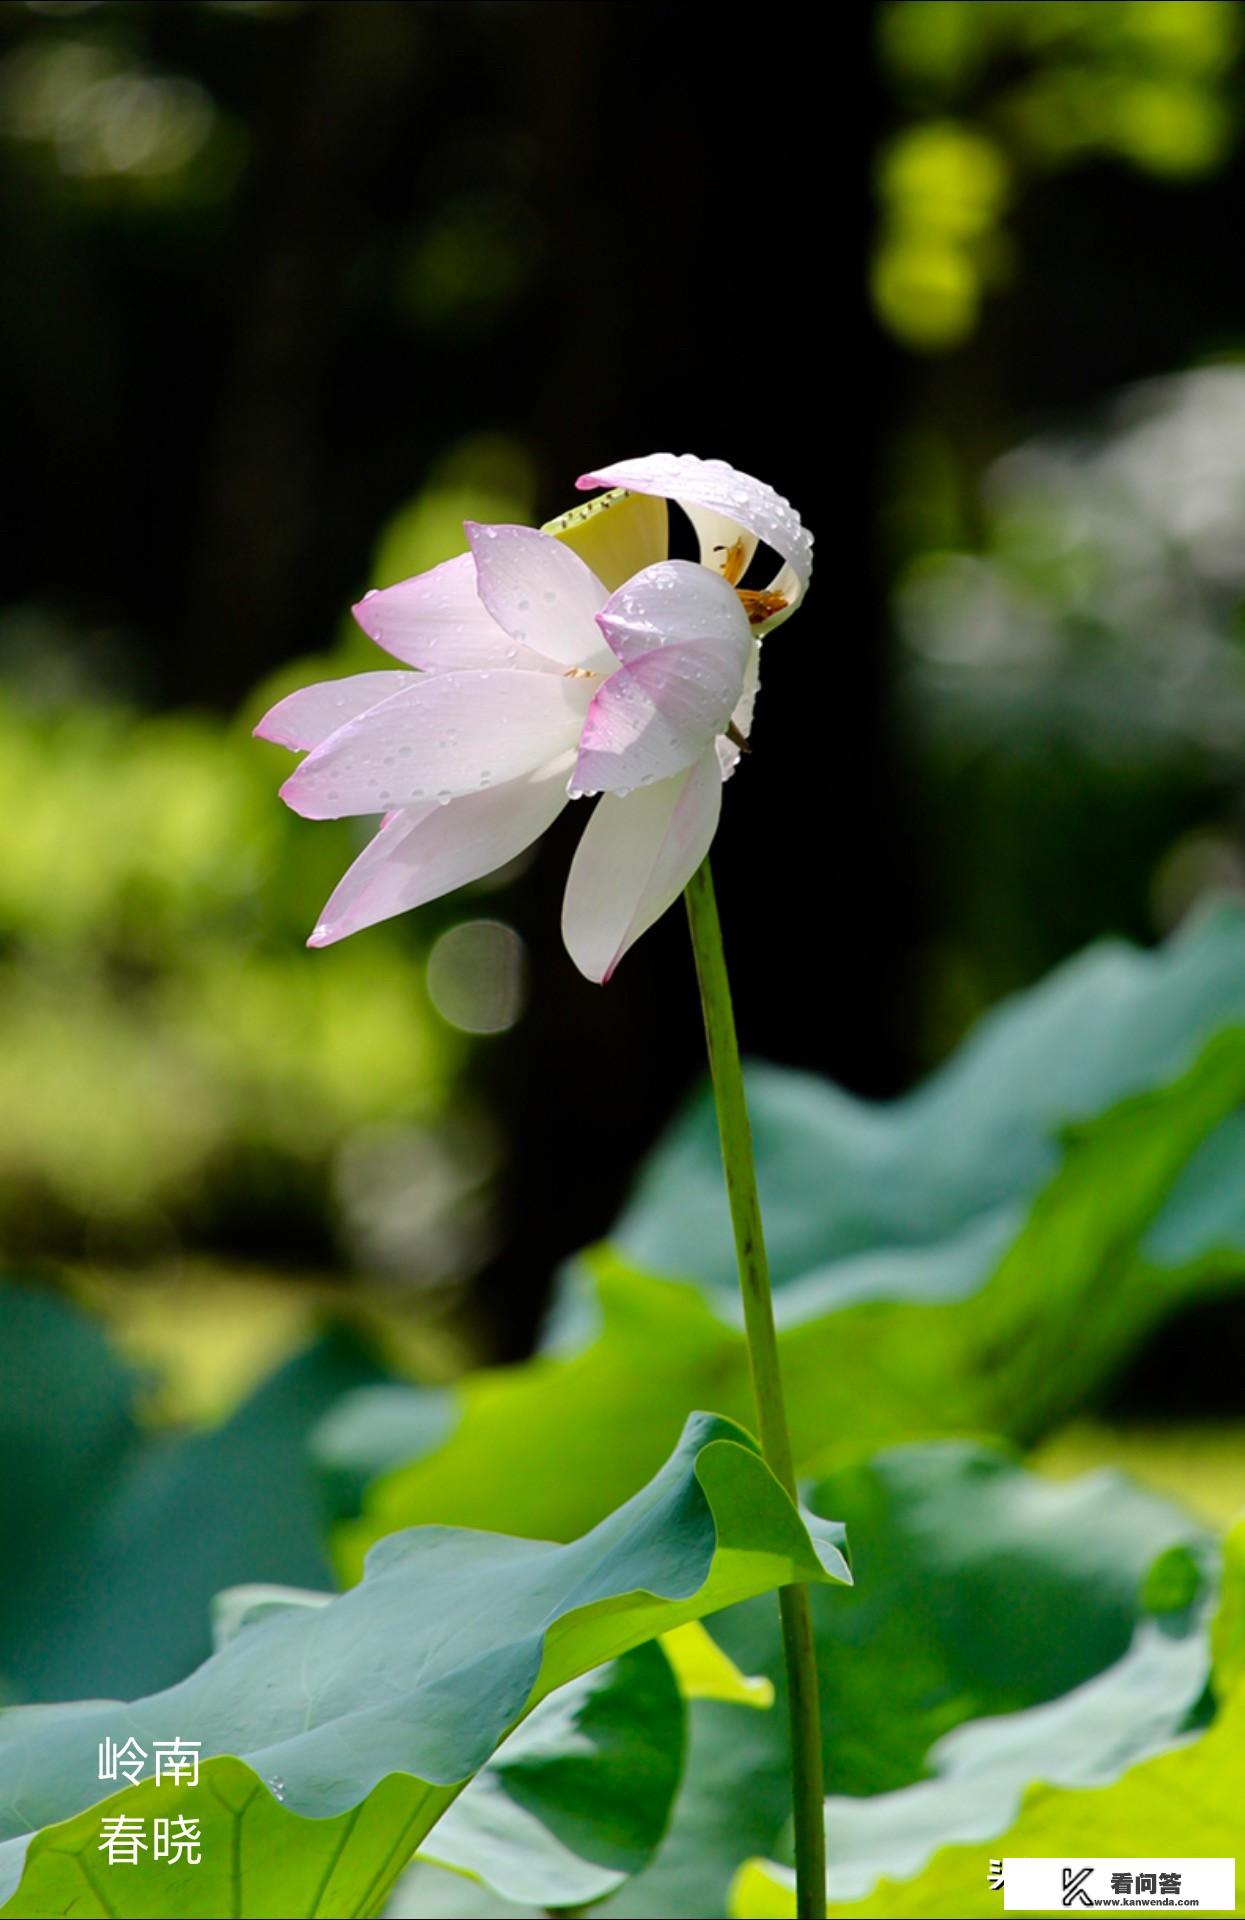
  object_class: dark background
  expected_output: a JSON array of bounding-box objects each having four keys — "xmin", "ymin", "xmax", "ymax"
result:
[{"xmin": 5, "ymin": 0, "xmax": 1245, "ymax": 1372}]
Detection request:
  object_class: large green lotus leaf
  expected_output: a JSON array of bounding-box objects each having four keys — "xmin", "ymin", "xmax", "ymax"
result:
[
  {"xmin": 210, "ymin": 1591, "xmax": 687, "ymax": 1914},
  {"xmin": 0, "ymin": 1647, "xmax": 683, "ymax": 1920},
  {"xmin": 598, "ymin": 1444, "xmax": 1214, "ymax": 1920},
  {"xmin": 614, "ymin": 901, "xmax": 1245, "ymax": 1307},
  {"xmin": 734, "ymin": 1521, "xmax": 1245, "ymax": 1919},
  {"xmin": 332, "ymin": 1009, "xmax": 1245, "ymax": 1566},
  {"xmin": 0, "ymin": 1413, "xmax": 848, "ymax": 1919},
  {"xmin": 0, "ymin": 1282, "xmax": 382, "ymax": 1703}
]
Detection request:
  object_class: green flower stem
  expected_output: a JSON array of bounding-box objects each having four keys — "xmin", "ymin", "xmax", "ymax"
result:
[{"xmin": 683, "ymin": 856, "xmax": 827, "ymax": 1920}]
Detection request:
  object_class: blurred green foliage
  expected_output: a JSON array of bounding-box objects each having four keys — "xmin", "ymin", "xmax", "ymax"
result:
[
  {"xmin": 0, "ymin": 691, "xmax": 455, "ymax": 1252},
  {"xmin": 876, "ymin": 0, "xmax": 1242, "ymax": 348},
  {"xmin": 892, "ymin": 366, "xmax": 1245, "ymax": 1029},
  {"xmin": 3, "ymin": 893, "xmax": 1245, "ymax": 1914},
  {"xmin": 0, "ymin": 24, "xmax": 247, "ymax": 206},
  {"xmin": 0, "ymin": 434, "xmax": 535, "ymax": 1272},
  {"xmin": 328, "ymin": 905, "xmax": 1245, "ymax": 1571}
]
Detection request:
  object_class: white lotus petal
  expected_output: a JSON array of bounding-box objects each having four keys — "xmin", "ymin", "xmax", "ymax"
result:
[
  {"xmin": 718, "ymin": 637, "xmax": 762, "ymax": 779},
  {"xmin": 280, "ymin": 670, "xmax": 590, "ymax": 819},
  {"xmin": 466, "ymin": 523, "xmax": 614, "ymax": 671},
  {"xmin": 576, "ymin": 453, "xmax": 813, "ymax": 619},
  {"xmin": 352, "ymin": 553, "xmax": 555, "ymax": 674},
  {"xmin": 307, "ymin": 759, "xmax": 572, "ymax": 946},
  {"xmin": 254, "ymin": 672, "xmax": 420, "ymax": 752},
  {"xmin": 561, "ymin": 747, "xmax": 722, "ymax": 983}
]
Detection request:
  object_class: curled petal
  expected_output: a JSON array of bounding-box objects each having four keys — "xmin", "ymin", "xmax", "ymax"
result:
[
  {"xmin": 279, "ymin": 670, "xmax": 590, "ymax": 819},
  {"xmin": 562, "ymin": 747, "xmax": 723, "ymax": 983},
  {"xmin": 253, "ymin": 671, "xmax": 419, "ymax": 752},
  {"xmin": 307, "ymin": 758, "xmax": 572, "ymax": 947},
  {"xmin": 352, "ymin": 553, "xmax": 555, "ymax": 675},
  {"xmin": 576, "ymin": 453, "xmax": 813, "ymax": 620},
  {"xmin": 465, "ymin": 523, "xmax": 615, "ymax": 672}
]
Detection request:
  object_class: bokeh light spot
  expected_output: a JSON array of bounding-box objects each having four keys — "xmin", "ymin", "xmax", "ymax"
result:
[{"xmin": 426, "ymin": 919, "xmax": 529, "ymax": 1035}]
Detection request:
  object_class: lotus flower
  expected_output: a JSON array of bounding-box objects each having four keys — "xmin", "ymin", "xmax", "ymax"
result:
[{"xmin": 256, "ymin": 454, "xmax": 812, "ymax": 982}]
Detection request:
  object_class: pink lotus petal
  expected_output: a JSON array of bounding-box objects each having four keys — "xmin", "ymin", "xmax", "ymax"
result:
[
  {"xmin": 279, "ymin": 669, "xmax": 590, "ymax": 820},
  {"xmin": 571, "ymin": 562, "xmax": 752, "ymax": 794},
  {"xmin": 594, "ymin": 558, "xmax": 754, "ymax": 667},
  {"xmin": 253, "ymin": 671, "xmax": 420, "ymax": 752},
  {"xmin": 307, "ymin": 759, "xmax": 571, "ymax": 946},
  {"xmin": 465, "ymin": 523, "xmax": 615, "ymax": 672},
  {"xmin": 561, "ymin": 746, "xmax": 723, "ymax": 983},
  {"xmin": 352, "ymin": 552, "xmax": 555, "ymax": 675},
  {"xmin": 576, "ymin": 453, "xmax": 813, "ymax": 615},
  {"xmin": 574, "ymin": 642, "xmax": 746, "ymax": 795}
]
